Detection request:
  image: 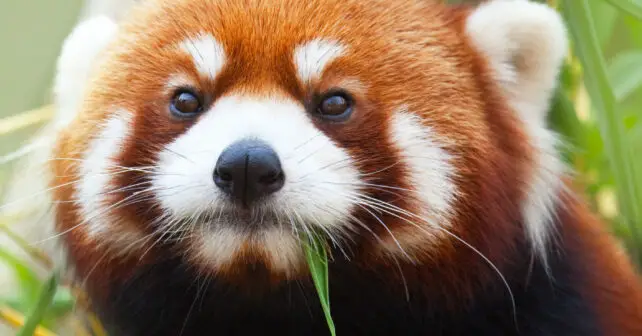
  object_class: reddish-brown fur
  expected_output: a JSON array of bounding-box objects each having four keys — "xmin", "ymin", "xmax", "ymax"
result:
[
  {"xmin": 557, "ymin": 187, "xmax": 642, "ymax": 335},
  {"xmin": 49, "ymin": 0, "xmax": 642, "ymax": 333}
]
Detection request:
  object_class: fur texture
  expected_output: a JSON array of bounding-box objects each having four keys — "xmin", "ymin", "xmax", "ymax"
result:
[{"xmin": 2, "ymin": 0, "xmax": 641, "ymax": 335}]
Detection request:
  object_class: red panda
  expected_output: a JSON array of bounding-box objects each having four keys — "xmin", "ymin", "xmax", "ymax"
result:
[{"xmin": 9, "ymin": 0, "xmax": 642, "ymax": 334}]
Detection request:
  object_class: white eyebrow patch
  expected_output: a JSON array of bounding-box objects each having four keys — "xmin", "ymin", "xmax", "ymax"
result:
[
  {"xmin": 179, "ymin": 33, "xmax": 226, "ymax": 79},
  {"xmin": 294, "ymin": 38, "xmax": 346, "ymax": 82},
  {"xmin": 164, "ymin": 73, "xmax": 195, "ymax": 92}
]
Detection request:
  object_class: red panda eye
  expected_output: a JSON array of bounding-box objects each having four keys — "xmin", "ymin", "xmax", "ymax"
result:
[
  {"xmin": 170, "ymin": 90, "xmax": 203, "ymax": 118},
  {"xmin": 316, "ymin": 91, "xmax": 353, "ymax": 121}
]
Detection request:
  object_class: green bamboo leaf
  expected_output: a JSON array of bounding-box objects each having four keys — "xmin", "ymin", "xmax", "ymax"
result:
[
  {"xmin": 549, "ymin": 88, "xmax": 586, "ymax": 164},
  {"xmin": 603, "ymin": 0, "xmax": 642, "ymax": 21},
  {"xmin": 623, "ymin": 15, "xmax": 642, "ymax": 47},
  {"xmin": 587, "ymin": 0, "xmax": 619, "ymax": 48},
  {"xmin": 561, "ymin": 0, "xmax": 642, "ymax": 262},
  {"xmin": 304, "ymin": 236, "xmax": 335, "ymax": 336},
  {"xmin": 17, "ymin": 271, "xmax": 59, "ymax": 336},
  {"xmin": 0, "ymin": 247, "xmax": 43, "ymax": 312},
  {"xmin": 608, "ymin": 51, "xmax": 642, "ymax": 101},
  {"xmin": 631, "ymin": 120, "xmax": 642, "ymax": 140}
]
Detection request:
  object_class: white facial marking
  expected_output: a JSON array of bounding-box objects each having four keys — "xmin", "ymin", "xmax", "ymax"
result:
[
  {"xmin": 383, "ymin": 112, "xmax": 457, "ymax": 257},
  {"xmin": 153, "ymin": 96, "xmax": 361, "ymax": 273},
  {"xmin": 196, "ymin": 227, "xmax": 245, "ymax": 269},
  {"xmin": 179, "ymin": 33, "xmax": 226, "ymax": 79},
  {"xmin": 294, "ymin": 38, "xmax": 346, "ymax": 83},
  {"xmin": 1, "ymin": 15, "xmax": 121, "ymax": 297},
  {"xmin": 391, "ymin": 112, "xmax": 457, "ymax": 221},
  {"xmin": 77, "ymin": 111, "xmax": 132, "ymax": 237},
  {"xmin": 466, "ymin": 0, "xmax": 568, "ymax": 265},
  {"xmin": 260, "ymin": 228, "xmax": 304, "ymax": 273},
  {"xmin": 195, "ymin": 227, "xmax": 303, "ymax": 275}
]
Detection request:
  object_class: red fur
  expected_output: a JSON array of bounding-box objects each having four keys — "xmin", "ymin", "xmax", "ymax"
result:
[{"xmin": 49, "ymin": 0, "xmax": 642, "ymax": 332}]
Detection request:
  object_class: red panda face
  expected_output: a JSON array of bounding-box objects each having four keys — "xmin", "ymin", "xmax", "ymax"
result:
[{"xmin": 51, "ymin": 0, "xmax": 568, "ymax": 283}]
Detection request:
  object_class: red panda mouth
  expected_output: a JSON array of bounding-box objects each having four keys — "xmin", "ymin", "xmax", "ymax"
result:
[{"xmin": 195, "ymin": 206, "xmax": 288, "ymax": 232}]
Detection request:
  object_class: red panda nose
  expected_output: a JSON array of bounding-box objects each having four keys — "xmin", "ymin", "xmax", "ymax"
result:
[{"xmin": 213, "ymin": 139, "xmax": 285, "ymax": 207}]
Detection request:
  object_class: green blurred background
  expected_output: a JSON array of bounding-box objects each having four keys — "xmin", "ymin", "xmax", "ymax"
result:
[
  {"xmin": 0, "ymin": 1, "xmax": 82, "ymax": 118},
  {"xmin": 0, "ymin": 1, "xmax": 83, "ymax": 184}
]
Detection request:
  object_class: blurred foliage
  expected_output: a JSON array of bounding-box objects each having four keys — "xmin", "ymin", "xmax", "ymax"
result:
[
  {"xmin": 1, "ymin": 0, "xmax": 642, "ymax": 334},
  {"xmin": 554, "ymin": 0, "xmax": 642, "ymax": 265}
]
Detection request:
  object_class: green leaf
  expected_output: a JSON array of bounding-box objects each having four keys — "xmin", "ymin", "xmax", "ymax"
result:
[
  {"xmin": 17, "ymin": 271, "xmax": 60, "ymax": 336},
  {"xmin": 624, "ymin": 15, "xmax": 642, "ymax": 47},
  {"xmin": 561, "ymin": 0, "xmax": 642, "ymax": 262},
  {"xmin": 304, "ymin": 236, "xmax": 335, "ymax": 336},
  {"xmin": 630, "ymin": 119, "xmax": 642, "ymax": 140},
  {"xmin": 587, "ymin": 0, "xmax": 619, "ymax": 48},
  {"xmin": 603, "ymin": 0, "xmax": 642, "ymax": 21},
  {"xmin": 49, "ymin": 286, "xmax": 74, "ymax": 317},
  {"xmin": 549, "ymin": 88, "xmax": 587, "ymax": 164},
  {"xmin": 0, "ymin": 247, "xmax": 43, "ymax": 312},
  {"xmin": 608, "ymin": 51, "xmax": 642, "ymax": 101}
]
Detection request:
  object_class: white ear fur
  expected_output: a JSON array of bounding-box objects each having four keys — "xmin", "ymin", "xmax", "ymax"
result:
[
  {"xmin": 465, "ymin": 0, "xmax": 568, "ymax": 123},
  {"xmin": 53, "ymin": 15, "xmax": 118, "ymax": 128},
  {"xmin": 80, "ymin": 0, "xmax": 141, "ymax": 21},
  {"xmin": 466, "ymin": 0, "xmax": 569, "ymax": 267}
]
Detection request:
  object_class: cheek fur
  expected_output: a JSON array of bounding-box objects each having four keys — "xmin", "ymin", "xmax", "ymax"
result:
[
  {"xmin": 77, "ymin": 112, "xmax": 132, "ymax": 234},
  {"xmin": 373, "ymin": 111, "xmax": 459, "ymax": 259},
  {"xmin": 65, "ymin": 109, "xmax": 150, "ymax": 256}
]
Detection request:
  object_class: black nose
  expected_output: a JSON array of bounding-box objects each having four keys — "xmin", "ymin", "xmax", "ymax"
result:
[{"xmin": 213, "ymin": 139, "xmax": 285, "ymax": 206}]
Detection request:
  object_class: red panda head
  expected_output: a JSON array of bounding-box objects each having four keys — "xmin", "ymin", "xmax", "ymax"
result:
[{"xmin": 51, "ymin": 0, "xmax": 567, "ymax": 286}]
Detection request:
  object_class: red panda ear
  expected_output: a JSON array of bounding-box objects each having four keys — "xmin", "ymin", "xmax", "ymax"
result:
[
  {"xmin": 465, "ymin": 1, "xmax": 569, "ymax": 265},
  {"xmin": 53, "ymin": 16, "xmax": 118, "ymax": 128},
  {"xmin": 79, "ymin": 0, "xmax": 140, "ymax": 21},
  {"xmin": 465, "ymin": 0, "xmax": 568, "ymax": 123}
]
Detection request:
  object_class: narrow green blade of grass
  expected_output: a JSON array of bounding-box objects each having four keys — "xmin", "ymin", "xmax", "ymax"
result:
[
  {"xmin": 603, "ymin": 0, "xmax": 642, "ymax": 20},
  {"xmin": 17, "ymin": 271, "xmax": 60, "ymax": 336},
  {"xmin": 608, "ymin": 51, "xmax": 642, "ymax": 101},
  {"xmin": 0, "ymin": 246, "xmax": 43, "ymax": 313},
  {"xmin": 561, "ymin": 0, "xmax": 642, "ymax": 262},
  {"xmin": 304, "ymin": 236, "xmax": 335, "ymax": 336}
]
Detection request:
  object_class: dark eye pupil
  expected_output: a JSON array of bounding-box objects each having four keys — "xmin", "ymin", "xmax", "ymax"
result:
[
  {"xmin": 172, "ymin": 92, "xmax": 201, "ymax": 115},
  {"xmin": 319, "ymin": 95, "xmax": 348, "ymax": 116}
]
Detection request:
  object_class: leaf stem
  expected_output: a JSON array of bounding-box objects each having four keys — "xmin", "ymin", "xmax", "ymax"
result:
[{"xmin": 17, "ymin": 271, "xmax": 60, "ymax": 336}]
